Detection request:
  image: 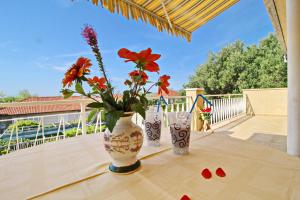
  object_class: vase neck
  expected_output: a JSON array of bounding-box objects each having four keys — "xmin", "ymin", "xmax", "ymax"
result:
[{"xmin": 117, "ymin": 114, "xmax": 133, "ymax": 124}]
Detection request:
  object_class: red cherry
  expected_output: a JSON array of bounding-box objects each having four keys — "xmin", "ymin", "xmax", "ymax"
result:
[
  {"xmin": 216, "ymin": 168, "xmax": 226, "ymax": 177},
  {"xmin": 201, "ymin": 168, "xmax": 212, "ymax": 179},
  {"xmin": 180, "ymin": 194, "xmax": 191, "ymax": 200}
]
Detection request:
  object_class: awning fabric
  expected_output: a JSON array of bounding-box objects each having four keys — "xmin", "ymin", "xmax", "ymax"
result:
[{"xmin": 91, "ymin": 0, "xmax": 239, "ymax": 41}]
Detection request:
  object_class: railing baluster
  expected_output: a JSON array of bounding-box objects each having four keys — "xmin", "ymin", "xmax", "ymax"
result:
[
  {"xmin": 34, "ymin": 119, "xmax": 41, "ymax": 146},
  {"xmin": 41, "ymin": 117, "xmax": 45, "ymax": 144},
  {"xmin": 95, "ymin": 112, "xmax": 100, "ymax": 134},
  {"xmin": 16, "ymin": 124, "xmax": 19, "ymax": 151},
  {"xmin": 99, "ymin": 111, "xmax": 103, "ymax": 132},
  {"xmin": 62, "ymin": 117, "xmax": 66, "ymax": 138},
  {"xmin": 76, "ymin": 118, "xmax": 81, "ymax": 136},
  {"xmin": 80, "ymin": 102, "xmax": 87, "ymax": 135},
  {"xmin": 56, "ymin": 116, "xmax": 62, "ymax": 141}
]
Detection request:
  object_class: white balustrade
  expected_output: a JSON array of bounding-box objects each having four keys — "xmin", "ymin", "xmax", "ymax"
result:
[
  {"xmin": 205, "ymin": 94, "xmax": 245, "ymax": 125},
  {"xmin": 0, "ymin": 94, "xmax": 245, "ymax": 155}
]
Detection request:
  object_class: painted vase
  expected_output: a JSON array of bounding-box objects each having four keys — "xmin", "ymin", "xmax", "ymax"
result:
[{"xmin": 104, "ymin": 112, "xmax": 143, "ymax": 173}]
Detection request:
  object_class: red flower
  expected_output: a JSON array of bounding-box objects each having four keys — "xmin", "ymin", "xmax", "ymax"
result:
[
  {"xmin": 201, "ymin": 107, "xmax": 212, "ymax": 113},
  {"xmin": 88, "ymin": 76, "xmax": 107, "ymax": 90},
  {"xmin": 158, "ymin": 75, "xmax": 170, "ymax": 95},
  {"xmin": 82, "ymin": 25, "xmax": 98, "ymax": 47},
  {"xmin": 216, "ymin": 168, "xmax": 226, "ymax": 177},
  {"xmin": 118, "ymin": 48, "xmax": 160, "ymax": 72},
  {"xmin": 201, "ymin": 168, "xmax": 212, "ymax": 179},
  {"xmin": 129, "ymin": 70, "xmax": 148, "ymax": 85},
  {"xmin": 62, "ymin": 57, "xmax": 92, "ymax": 87},
  {"xmin": 180, "ymin": 195, "xmax": 191, "ymax": 200}
]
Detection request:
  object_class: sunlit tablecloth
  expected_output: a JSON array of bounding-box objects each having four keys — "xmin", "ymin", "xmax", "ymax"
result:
[{"xmin": 0, "ymin": 130, "xmax": 300, "ymax": 200}]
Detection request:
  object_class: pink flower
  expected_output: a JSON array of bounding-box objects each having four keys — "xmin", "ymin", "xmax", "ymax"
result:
[{"xmin": 82, "ymin": 25, "xmax": 98, "ymax": 47}]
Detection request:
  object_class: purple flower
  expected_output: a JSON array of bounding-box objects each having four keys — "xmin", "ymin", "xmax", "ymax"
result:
[{"xmin": 82, "ymin": 25, "xmax": 98, "ymax": 47}]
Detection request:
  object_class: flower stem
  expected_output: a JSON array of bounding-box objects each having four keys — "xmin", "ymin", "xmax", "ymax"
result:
[
  {"xmin": 92, "ymin": 47, "xmax": 114, "ymax": 99},
  {"xmin": 93, "ymin": 47, "xmax": 109, "ymax": 84},
  {"xmin": 145, "ymin": 82, "xmax": 157, "ymax": 94}
]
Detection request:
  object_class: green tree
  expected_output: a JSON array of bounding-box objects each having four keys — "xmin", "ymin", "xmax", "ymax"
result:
[
  {"xmin": 185, "ymin": 34, "xmax": 287, "ymax": 94},
  {"xmin": 17, "ymin": 89, "xmax": 32, "ymax": 99},
  {"xmin": 0, "ymin": 91, "xmax": 5, "ymax": 98},
  {"xmin": 0, "ymin": 89, "xmax": 36, "ymax": 103}
]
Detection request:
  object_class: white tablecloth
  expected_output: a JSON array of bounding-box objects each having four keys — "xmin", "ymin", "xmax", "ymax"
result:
[{"xmin": 0, "ymin": 131, "xmax": 299, "ymax": 200}]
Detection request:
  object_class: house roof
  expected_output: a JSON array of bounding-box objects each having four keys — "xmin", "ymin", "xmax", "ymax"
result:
[
  {"xmin": 0, "ymin": 96, "xmax": 83, "ymax": 116},
  {"xmin": 149, "ymin": 89, "xmax": 180, "ymax": 97}
]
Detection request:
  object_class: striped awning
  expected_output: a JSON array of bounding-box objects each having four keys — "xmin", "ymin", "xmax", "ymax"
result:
[{"xmin": 91, "ymin": 0, "xmax": 239, "ymax": 41}]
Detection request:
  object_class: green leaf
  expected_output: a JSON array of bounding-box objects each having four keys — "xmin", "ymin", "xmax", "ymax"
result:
[
  {"xmin": 87, "ymin": 102, "xmax": 104, "ymax": 108},
  {"xmin": 131, "ymin": 103, "xmax": 145, "ymax": 119},
  {"xmin": 75, "ymin": 82, "xmax": 85, "ymax": 95},
  {"xmin": 123, "ymin": 90, "xmax": 130, "ymax": 101},
  {"xmin": 105, "ymin": 111, "xmax": 124, "ymax": 132},
  {"xmin": 87, "ymin": 109, "xmax": 98, "ymax": 122},
  {"xmin": 61, "ymin": 89, "xmax": 74, "ymax": 99},
  {"xmin": 140, "ymin": 95, "xmax": 148, "ymax": 106}
]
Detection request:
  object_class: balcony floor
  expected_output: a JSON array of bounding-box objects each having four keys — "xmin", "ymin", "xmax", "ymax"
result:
[{"xmin": 216, "ymin": 115, "xmax": 287, "ymax": 152}]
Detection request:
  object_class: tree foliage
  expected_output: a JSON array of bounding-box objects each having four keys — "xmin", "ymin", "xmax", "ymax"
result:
[
  {"xmin": 0, "ymin": 89, "xmax": 35, "ymax": 103},
  {"xmin": 184, "ymin": 34, "xmax": 287, "ymax": 94}
]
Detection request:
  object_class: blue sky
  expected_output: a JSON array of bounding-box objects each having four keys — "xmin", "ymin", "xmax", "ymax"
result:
[{"xmin": 0, "ymin": 0, "xmax": 274, "ymax": 96}]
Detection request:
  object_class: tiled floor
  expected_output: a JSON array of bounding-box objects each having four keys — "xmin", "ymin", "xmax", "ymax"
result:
[{"xmin": 215, "ymin": 115, "xmax": 287, "ymax": 152}]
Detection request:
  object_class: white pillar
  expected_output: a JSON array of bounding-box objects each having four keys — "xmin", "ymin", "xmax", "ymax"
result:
[{"xmin": 287, "ymin": 0, "xmax": 300, "ymax": 156}]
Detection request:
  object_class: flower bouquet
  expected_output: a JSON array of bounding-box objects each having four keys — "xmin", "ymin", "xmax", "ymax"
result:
[
  {"xmin": 199, "ymin": 107, "xmax": 212, "ymax": 131},
  {"xmin": 61, "ymin": 25, "xmax": 171, "ymax": 173}
]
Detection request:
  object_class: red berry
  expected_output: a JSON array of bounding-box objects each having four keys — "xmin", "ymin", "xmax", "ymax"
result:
[
  {"xmin": 181, "ymin": 194, "xmax": 191, "ymax": 200},
  {"xmin": 201, "ymin": 168, "xmax": 212, "ymax": 179},
  {"xmin": 216, "ymin": 168, "xmax": 226, "ymax": 177}
]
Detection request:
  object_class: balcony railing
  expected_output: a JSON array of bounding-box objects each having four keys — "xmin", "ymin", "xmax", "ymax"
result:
[{"xmin": 0, "ymin": 94, "xmax": 245, "ymax": 156}]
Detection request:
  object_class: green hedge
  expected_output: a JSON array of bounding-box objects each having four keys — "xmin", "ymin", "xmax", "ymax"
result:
[
  {"xmin": 65, "ymin": 125, "xmax": 106, "ymax": 138},
  {"xmin": 8, "ymin": 120, "xmax": 39, "ymax": 131}
]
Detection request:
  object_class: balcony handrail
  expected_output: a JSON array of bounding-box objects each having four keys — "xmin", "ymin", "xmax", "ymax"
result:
[
  {"xmin": 0, "ymin": 111, "xmax": 81, "ymax": 122},
  {"xmin": 147, "ymin": 95, "xmax": 192, "ymax": 100},
  {"xmin": 205, "ymin": 94, "xmax": 242, "ymax": 97}
]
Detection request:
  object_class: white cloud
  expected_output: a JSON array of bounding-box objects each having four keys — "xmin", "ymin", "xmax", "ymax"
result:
[
  {"xmin": 54, "ymin": 50, "xmax": 93, "ymax": 58},
  {"xmin": 52, "ymin": 66, "xmax": 68, "ymax": 72}
]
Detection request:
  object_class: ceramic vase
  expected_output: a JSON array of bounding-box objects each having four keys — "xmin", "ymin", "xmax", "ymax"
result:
[{"xmin": 104, "ymin": 112, "xmax": 143, "ymax": 173}]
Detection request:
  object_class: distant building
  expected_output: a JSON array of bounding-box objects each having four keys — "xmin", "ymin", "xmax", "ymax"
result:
[
  {"xmin": 0, "ymin": 96, "xmax": 87, "ymax": 134},
  {"xmin": 147, "ymin": 89, "xmax": 180, "ymax": 104},
  {"xmin": 0, "ymin": 96, "xmax": 85, "ymax": 120}
]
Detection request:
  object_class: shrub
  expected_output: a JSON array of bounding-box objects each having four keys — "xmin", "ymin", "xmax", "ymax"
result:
[{"xmin": 8, "ymin": 120, "xmax": 39, "ymax": 131}]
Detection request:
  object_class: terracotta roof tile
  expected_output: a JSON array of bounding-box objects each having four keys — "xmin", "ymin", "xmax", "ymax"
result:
[
  {"xmin": 151, "ymin": 89, "xmax": 180, "ymax": 97},
  {"xmin": 0, "ymin": 96, "xmax": 83, "ymax": 116}
]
